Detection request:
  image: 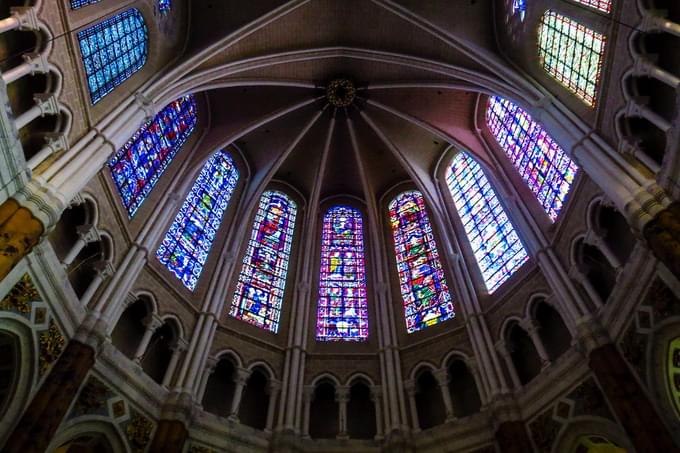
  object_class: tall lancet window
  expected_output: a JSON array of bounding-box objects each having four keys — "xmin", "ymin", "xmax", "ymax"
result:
[
  {"xmin": 156, "ymin": 151, "xmax": 239, "ymax": 291},
  {"xmin": 70, "ymin": 0, "xmax": 101, "ymax": 9},
  {"xmin": 316, "ymin": 206, "xmax": 369, "ymax": 341},
  {"xmin": 230, "ymin": 191, "xmax": 297, "ymax": 333},
  {"xmin": 572, "ymin": 0, "xmax": 612, "ymax": 13},
  {"xmin": 446, "ymin": 153, "xmax": 529, "ymax": 293},
  {"xmin": 538, "ymin": 11, "xmax": 606, "ymax": 106},
  {"xmin": 109, "ymin": 95, "xmax": 197, "ymax": 217},
  {"xmin": 389, "ymin": 191, "xmax": 455, "ymax": 333},
  {"xmin": 486, "ymin": 96, "xmax": 578, "ymax": 221},
  {"xmin": 77, "ymin": 9, "xmax": 148, "ymax": 104}
]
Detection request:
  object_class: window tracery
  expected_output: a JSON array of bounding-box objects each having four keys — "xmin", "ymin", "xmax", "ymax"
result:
[
  {"xmin": 538, "ymin": 11, "xmax": 606, "ymax": 107},
  {"xmin": 388, "ymin": 191, "xmax": 454, "ymax": 333},
  {"xmin": 156, "ymin": 151, "xmax": 239, "ymax": 291},
  {"xmin": 571, "ymin": 0, "xmax": 612, "ymax": 14},
  {"xmin": 77, "ymin": 9, "xmax": 148, "ymax": 104},
  {"xmin": 109, "ymin": 95, "xmax": 197, "ymax": 217},
  {"xmin": 486, "ymin": 96, "xmax": 578, "ymax": 221},
  {"xmin": 230, "ymin": 191, "xmax": 297, "ymax": 333},
  {"xmin": 70, "ymin": 0, "xmax": 101, "ymax": 9},
  {"xmin": 446, "ymin": 152, "xmax": 529, "ymax": 293},
  {"xmin": 316, "ymin": 206, "xmax": 369, "ymax": 341}
]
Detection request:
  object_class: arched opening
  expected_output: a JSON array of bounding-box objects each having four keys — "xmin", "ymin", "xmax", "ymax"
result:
[
  {"xmin": 447, "ymin": 360, "xmax": 481, "ymax": 417},
  {"xmin": 576, "ymin": 239, "xmax": 617, "ymax": 303},
  {"xmin": 573, "ymin": 434, "xmax": 628, "ymax": 453},
  {"xmin": 139, "ymin": 321, "xmax": 175, "ymax": 384},
  {"xmin": 110, "ymin": 298, "xmax": 150, "ymax": 359},
  {"xmin": 415, "ymin": 369, "xmax": 446, "ymax": 430},
  {"xmin": 596, "ymin": 205, "xmax": 635, "ymax": 266},
  {"xmin": 347, "ymin": 380, "xmax": 376, "ymax": 439},
  {"xmin": 535, "ymin": 302, "xmax": 572, "ymax": 361},
  {"xmin": 48, "ymin": 202, "xmax": 90, "ymax": 263},
  {"xmin": 53, "ymin": 434, "xmax": 115, "ymax": 453},
  {"xmin": 508, "ymin": 323, "xmax": 542, "ymax": 385},
  {"xmin": 0, "ymin": 332, "xmax": 19, "ymax": 419},
  {"xmin": 309, "ymin": 381, "xmax": 339, "ymax": 439},
  {"xmin": 202, "ymin": 357, "xmax": 236, "ymax": 418},
  {"xmin": 238, "ymin": 367, "xmax": 270, "ymax": 430}
]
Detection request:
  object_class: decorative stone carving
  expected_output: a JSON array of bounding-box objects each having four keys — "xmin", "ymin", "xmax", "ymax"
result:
[
  {"xmin": 72, "ymin": 376, "xmax": 111, "ymax": 417},
  {"xmin": 38, "ymin": 320, "xmax": 65, "ymax": 374},
  {"xmin": 0, "ymin": 273, "xmax": 39, "ymax": 313},
  {"xmin": 126, "ymin": 413, "xmax": 154, "ymax": 453},
  {"xmin": 326, "ymin": 78, "xmax": 356, "ymax": 107},
  {"xmin": 567, "ymin": 378, "xmax": 613, "ymax": 421}
]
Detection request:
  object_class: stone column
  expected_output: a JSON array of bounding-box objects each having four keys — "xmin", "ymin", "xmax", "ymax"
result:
[
  {"xmin": 228, "ymin": 367, "xmax": 252, "ymax": 421},
  {"xmin": 0, "ymin": 7, "xmax": 39, "ymax": 34},
  {"xmin": 3, "ymin": 340, "xmax": 96, "ymax": 453},
  {"xmin": 336, "ymin": 385, "xmax": 350, "ymax": 439},
  {"xmin": 133, "ymin": 314, "xmax": 163, "ymax": 364},
  {"xmin": 569, "ymin": 265, "xmax": 604, "ymax": 308},
  {"xmin": 302, "ymin": 385, "xmax": 315, "ymax": 438},
  {"xmin": 15, "ymin": 94, "xmax": 59, "ymax": 130},
  {"xmin": 589, "ymin": 344, "xmax": 677, "ymax": 452},
  {"xmin": 196, "ymin": 356, "xmax": 218, "ymax": 405},
  {"xmin": 433, "ymin": 369, "xmax": 456, "ymax": 421},
  {"xmin": 2, "ymin": 51, "xmax": 48, "ymax": 85},
  {"xmin": 403, "ymin": 380, "xmax": 420, "ymax": 432},
  {"xmin": 265, "ymin": 380, "xmax": 282, "ymax": 433},
  {"xmin": 61, "ymin": 224, "xmax": 97, "ymax": 266},
  {"xmin": 520, "ymin": 320, "xmax": 551, "ymax": 367},
  {"xmin": 495, "ymin": 341, "xmax": 522, "ymax": 390},
  {"xmin": 162, "ymin": 339, "xmax": 188, "ymax": 388},
  {"xmin": 584, "ymin": 231, "xmax": 622, "ymax": 271},
  {"xmin": 79, "ymin": 261, "xmax": 114, "ymax": 306},
  {"xmin": 370, "ymin": 385, "xmax": 384, "ymax": 439}
]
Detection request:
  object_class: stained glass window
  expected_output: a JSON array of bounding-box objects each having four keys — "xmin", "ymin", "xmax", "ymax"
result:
[
  {"xmin": 572, "ymin": 0, "xmax": 612, "ymax": 14},
  {"xmin": 77, "ymin": 9, "xmax": 148, "ymax": 104},
  {"xmin": 486, "ymin": 96, "xmax": 578, "ymax": 221},
  {"xmin": 230, "ymin": 191, "xmax": 297, "ymax": 333},
  {"xmin": 70, "ymin": 0, "xmax": 101, "ymax": 9},
  {"xmin": 158, "ymin": 0, "xmax": 171, "ymax": 13},
  {"xmin": 109, "ymin": 96, "xmax": 197, "ymax": 217},
  {"xmin": 446, "ymin": 153, "xmax": 529, "ymax": 293},
  {"xmin": 156, "ymin": 151, "xmax": 239, "ymax": 291},
  {"xmin": 316, "ymin": 206, "xmax": 369, "ymax": 341},
  {"xmin": 668, "ymin": 337, "xmax": 680, "ymax": 419},
  {"xmin": 538, "ymin": 11, "xmax": 606, "ymax": 107},
  {"xmin": 512, "ymin": 0, "xmax": 526, "ymax": 21},
  {"xmin": 389, "ymin": 191, "xmax": 455, "ymax": 333}
]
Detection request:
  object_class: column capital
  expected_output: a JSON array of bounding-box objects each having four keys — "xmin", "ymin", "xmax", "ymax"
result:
[
  {"xmin": 205, "ymin": 356, "xmax": 219, "ymax": 373},
  {"xmin": 433, "ymin": 369, "xmax": 450, "ymax": 387},
  {"xmin": 92, "ymin": 260, "xmax": 114, "ymax": 279},
  {"xmin": 519, "ymin": 318, "xmax": 539, "ymax": 335},
  {"xmin": 369, "ymin": 385, "xmax": 382, "ymax": 402},
  {"xmin": 143, "ymin": 313, "xmax": 164, "ymax": 331},
  {"xmin": 22, "ymin": 52, "xmax": 49, "ymax": 76},
  {"xmin": 302, "ymin": 385, "xmax": 315, "ymax": 403},
  {"xmin": 335, "ymin": 385, "xmax": 350, "ymax": 403},
  {"xmin": 75, "ymin": 223, "xmax": 99, "ymax": 243},
  {"xmin": 33, "ymin": 93, "xmax": 60, "ymax": 117},
  {"xmin": 234, "ymin": 367, "xmax": 252, "ymax": 386},
  {"xmin": 403, "ymin": 379, "xmax": 417, "ymax": 396},
  {"xmin": 10, "ymin": 6, "xmax": 39, "ymax": 30},
  {"xmin": 172, "ymin": 338, "xmax": 189, "ymax": 353},
  {"xmin": 494, "ymin": 340, "xmax": 512, "ymax": 356},
  {"xmin": 267, "ymin": 379, "xmax": 282, "ymax": 396}
]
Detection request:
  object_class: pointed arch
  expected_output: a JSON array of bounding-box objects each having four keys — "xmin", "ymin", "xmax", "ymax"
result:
[
  {"xmin": 445, "ymin": 152, "xmax": 529, "ymax": 293},
  {"xmin": 388, "ymin": 190, "xmax": 455, "ymax": 333},
  {"xmin": 230, "ymin": 190, "xmax": 298, "ymax": 333},
  {"xmin": 316, "ymin": 205, "xmax": 369, "ymax": 341},
  {"xmin": 156, "ymin": 150, "xmax": 240, "ymax": 291}
]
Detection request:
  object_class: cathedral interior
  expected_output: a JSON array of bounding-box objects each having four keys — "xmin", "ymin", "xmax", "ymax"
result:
[{"xmin": 1, "ymin": 0, "xmax": 680, "ymax": 452}]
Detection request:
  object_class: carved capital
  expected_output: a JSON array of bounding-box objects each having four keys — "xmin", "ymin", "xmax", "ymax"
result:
[
  {"xmin": 234, "ymin": 367, "xmax": 252, "ymax": 386},
  {"xmin": 335, "ymin": 385, "xmax": 350, "ymax": 404}
]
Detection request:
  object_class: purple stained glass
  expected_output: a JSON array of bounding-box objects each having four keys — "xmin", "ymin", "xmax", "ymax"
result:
[
  {"xmin": 389, "ymin": 191, "xmax": 455, "ymax": 333},
  {"xmin": 446, "ymin": 153, "xmax": 529, "ymax": 293},
  {"xmin": 156, "ymin": 151, "xmax": 239, "ymax": 291},
  {"xmin": 230, "ymin": 191, "xmax": 297, "ymax": 333},
  {"xmin": 109, "ymin": 95, "xmax": 197, "ymax": 217},
  {"xmin": 486, "ymin": 96, "xmax": 578, "ymax": 221},
  {"xmin": 316, "ymin": 206, "xmax": 369, "ymax": 341}
]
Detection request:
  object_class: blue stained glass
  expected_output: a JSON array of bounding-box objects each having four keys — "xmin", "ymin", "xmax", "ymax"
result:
[
  {"xmin": 158, "ymin": 0, "xmax": 171, "ymax": 13},
  {"xmin": 230, "ymin": 191, "xmax": 297, "ymax": 333},
  {"xmin": 446, "ymin": 153, "xmax": 529, "ymax": 293},
  {"xmin": 77, "ymin": 9, "xmax": 148, "ymax": 104},
  {"xmin": 512, "ymin": 0, "xmax": 526, "ymax": 20},
  {"xmin": 70, "ymin": 0, "xmax": 101, "ymax": 9},
  {"xmin": 317, "ymin": 206, "xmax": 369, "ymax": 341},
  {"xmin": 389, "ymin": 191, "xmax": 455, "ymax": 333},
  {"xmin": 486, "ymin": 96, "xmax": 578, "ymax": 221},
  {"xmin": 156, "ymin": 151, "xmax": 239, "ymax": 291},
  {"xmin": 109, "ymin": 95, "xmax": 197, "ymax": 217}
]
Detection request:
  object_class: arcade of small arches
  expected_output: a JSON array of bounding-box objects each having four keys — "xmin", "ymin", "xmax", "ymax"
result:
[{"xmin": 0, "ymin": 0, "xmax": 680, "ymax": 452}]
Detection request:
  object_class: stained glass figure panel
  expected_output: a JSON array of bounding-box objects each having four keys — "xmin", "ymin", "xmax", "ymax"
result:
[
  {"xmin": 109, "ymin": 95, "xmax": 197, "ymax": 217},
  {"xmin": 158, "ymin": 0, "xmax": 171, "ymax": 13},
  {"xmin": 538, "ymin": 11, "xmax": 606, "ymax": 107},
  {"xmin": 512, "ymin": 0, "xmax": 526, "ymax": 21},
  {"xmin": 389, "ymin": 191, "xmax": 455, "ymax": 333},
  {"xmin": 316, "ymin": 206, "xmax": 369, "ymax": 341},
  {"xmin": 156, "ymin": 151, "xmax": 239, "ymax": 291},
  {"xmin": 446, "ymin": 153, "xmax": 529, "ymax": 293},
  {"xmin": 486, "ymin": 96, "xmax": 578, "ymax": 221},
  {"xmin": 230, "ymin": 191, "xmax": 297, "ymax": 333},
  {"xmin": 71, "ymin": 0, "xmax": 101, "ymax": 9},
  {"xmin": 77, "ymin": 9, "xmax": 148, "ymax": 104},
  {"xmin": 572, "ymin": 0, "xmax": 612, "ymax": 13}
]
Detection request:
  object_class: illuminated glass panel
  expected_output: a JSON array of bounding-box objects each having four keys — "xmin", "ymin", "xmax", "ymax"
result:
[
  {"xmin": 158, "ymin": 0, "xmax": 171, "ymax": 13},
  {"xmin": 156, "ymin": 151, "xmax": 239, "ymax": 291},
  {"xmin": 77, "ymin": 9, "xmax": 148, "ymax": 104},
  {"xmin": 70, "ymin": 0, "xmax": 101, "ymax": 9},
  {"xmin": 230, "ymin": 191, "xmax": 297, "ymax": 333},
  {"xmin": 389, "ymin": 191, "xmax": 455, "ymax": 333},
  {"xmin": 669, "ymin": 337, "xmax": 680, "ymax": 419},
  {"xmin": 446, "ymin": 153, "xmax": 529, "ymax": 293},
  {"xmin": 512, "ymin": 0, "xmax": 526, "ymax": 21},
  {"xmin": 572, "ymin": 0, "xmax": 612, "ymax": 14},
  {"xmin": 486, "ymin": 96, "xmax": 578, "ymax": 221},
  {"xmin": 317, "ymin": 206, "xmax": 368, "ymax": 341},
  {"xmin": 109, "ymin": 95, "xmax": 197, "ymax": 217},
  {"xmin": 538, "ymin": 11, "xmax": 606, "ymax": 106}
]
